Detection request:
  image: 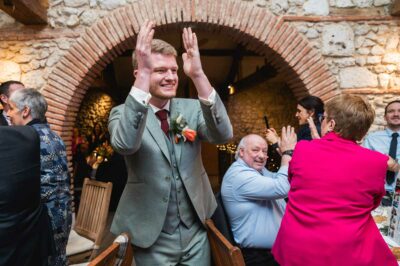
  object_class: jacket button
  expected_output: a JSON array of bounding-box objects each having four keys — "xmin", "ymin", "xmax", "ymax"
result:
[
  {"xmin": 163, "ymin": 197, "xmax": 168, "ymax": 202},
  {"xmin": 165, "ymin": 176, "xmax": 170, "ymax": 181}
]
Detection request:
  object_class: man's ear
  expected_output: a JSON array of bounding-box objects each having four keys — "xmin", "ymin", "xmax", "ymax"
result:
[
  {"xmin": 239, "ymin": 148, "xmax": 244, "ymax": 158},
  {"xmin": 133, "ymin": 69, "xmax": 138, "ymax": 78},
  {"xmin": 0, "ymin": 94, "xmax": 7, "ymax": 104},
  {"xmin": 22, "ymin": 106, "xmax": 30, "ymax": 118}
]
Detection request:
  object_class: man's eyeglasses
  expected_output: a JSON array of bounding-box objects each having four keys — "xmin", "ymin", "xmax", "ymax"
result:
[{"xmin": 318, "ymin": 114, "xmax": 326, "ymax": 124}]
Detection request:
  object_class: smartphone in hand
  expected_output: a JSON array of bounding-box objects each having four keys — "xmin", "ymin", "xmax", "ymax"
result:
[{"xmin": 263, "ymin": 115, "xmax": 270, "ymax": 129}]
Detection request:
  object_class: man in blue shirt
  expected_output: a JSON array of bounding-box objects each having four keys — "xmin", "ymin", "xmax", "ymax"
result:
[
  {"xmin": 363, "ymin": 100, "xmax": 400, "ymax": 203},
  {"xmin": 221, "ymin": 128, "xmax": 296, "ymax": 266}
]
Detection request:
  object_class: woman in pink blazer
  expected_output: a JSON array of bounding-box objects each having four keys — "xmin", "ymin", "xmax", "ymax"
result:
[{"xmin": 272, "ymin": 95, "xmax": 398, "ymax": 266}]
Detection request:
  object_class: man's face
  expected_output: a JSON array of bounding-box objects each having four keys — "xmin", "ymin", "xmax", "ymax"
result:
[
  {"xmin": 0, "ymin": 83, "xmax": 25, "ymax": 107},
  {"xmin": 385, "ymin": 102, "xmax": 400, "ymax": 129},
  {"xmin": 7, "ymin": 100, "xmax": 25, "ymax": 126},
  {"xmin": 148, "ymin": 53, "xmax": 178, "ymax": 101},
  {"xmin": 239, "ymin": 135, "xmax": 268, "ymax": 171}
]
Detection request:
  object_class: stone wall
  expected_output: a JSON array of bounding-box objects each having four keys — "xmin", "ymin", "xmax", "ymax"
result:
[
  {"xmin": 75, "ymin": 89, "xmax": 115, "ymax": 137},
  {"xmin": 0, "ymin": 39, "xmax": 73, "ymax": 88},
  {"xmin": 0, "ymin": 0, "xmax": 399, "ymax": 135}
]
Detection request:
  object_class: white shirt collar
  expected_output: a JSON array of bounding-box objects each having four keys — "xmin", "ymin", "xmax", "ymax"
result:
[{"xmin": 150, "ymin": 100, "xmax": 171, "ymax": 114}]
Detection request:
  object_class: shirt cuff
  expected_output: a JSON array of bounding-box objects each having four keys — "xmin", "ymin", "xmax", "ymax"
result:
[
  {"xmin": 277, "ymin": 165, "xmax": 289, "ymax": 176},
  {"xmin": 129, "ymin": 86, "xmax": 151, "ymax": 105},
  {"xmin": 198, "ymin": 89, "xmax": 216, "ymax": 106}
]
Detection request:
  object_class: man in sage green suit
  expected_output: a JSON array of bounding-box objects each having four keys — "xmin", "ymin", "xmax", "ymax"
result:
[{"xmin": 108, "ymin": 21, "xmax": 233, "ymax": 265}]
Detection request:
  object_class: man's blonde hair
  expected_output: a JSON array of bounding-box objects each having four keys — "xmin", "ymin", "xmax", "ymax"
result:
[
  {"xmin": 325, "ymin": 94, "xmax": 375, "ymax": 141},
  {"xmin": 132, "ymin": 39, "xmax": 177, "ymax": 69}
]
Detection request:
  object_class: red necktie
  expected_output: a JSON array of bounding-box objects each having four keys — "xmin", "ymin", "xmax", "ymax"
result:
[{"xmin": 155, "ymin": 110, "xmax": 169, "ymax": 137}]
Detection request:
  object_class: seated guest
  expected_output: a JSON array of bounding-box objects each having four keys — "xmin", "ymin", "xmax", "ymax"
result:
[
  {"xmin": 272, "ymin": 95, "xmax": 398, "ymax": 266},
  {"xmin": 0, "ymin": 126, "xmax": 54, "ymax": 266},
  {"xmin": 363, "ymin": 100, "xmax": 400, "ymax": 204},
  {"xmin": 7, "ymin": 89, "xmax": 72, "ymax": 266},
  {"xmin": 221, "ymin": 127, "xmax": 296, "ymax": 266}
]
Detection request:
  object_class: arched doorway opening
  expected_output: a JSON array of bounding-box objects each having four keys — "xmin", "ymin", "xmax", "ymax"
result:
[{"xmin": 42, "ymin": 0, "xmax": 338, "ymax": 194}]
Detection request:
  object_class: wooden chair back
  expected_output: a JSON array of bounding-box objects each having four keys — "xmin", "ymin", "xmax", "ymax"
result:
[
  {"xmin": 88, "ymin": 232, "xmax": 133, "ymax": 266},
  {"xmin": 206, "ymin": 219, "xmax": 245, "ymax": 266},
  {"xmin": 75, "ymin": 178, "xmax": 113, "ymax": 246}
]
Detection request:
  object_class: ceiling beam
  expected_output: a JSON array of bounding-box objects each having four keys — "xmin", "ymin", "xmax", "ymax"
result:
[
  {"xmin": 0, "ymin": 0, "xmax": 48, "ymax": 25},
  {"xmin": 392, "ymin": 0, "xmax": 400, "ymax": 16},
  {"xmin": 232, "ymin": 64, "xmax": 278, "ymax": 92}
]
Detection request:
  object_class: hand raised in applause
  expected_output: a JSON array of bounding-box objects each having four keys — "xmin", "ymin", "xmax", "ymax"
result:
[
  {"xmin": 279, "ymin": 126, "xmax": 297, "ymax": 154},
  {"xmin": 182, "ymin": 27, "xmax": 204, "ymax": 79},
  {"xmin": 134, "ymin": 20, "xmax": 155, "ymax": 93},
  {"xmin": 307, "ymin": 117, "xmax": 320, "ymax": 139},
  {"xmin": 135, "ymin": 20, "xmax": 154, "ymax": 71}
]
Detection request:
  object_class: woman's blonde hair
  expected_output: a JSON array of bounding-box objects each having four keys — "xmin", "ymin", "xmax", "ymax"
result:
[
  {"xmin": 132, "ymin": 39, "xmax": 177, "ymax": 69},
  {"xmin": 325, "ymin": 94, "xmax": 375, "ymax": 141}
]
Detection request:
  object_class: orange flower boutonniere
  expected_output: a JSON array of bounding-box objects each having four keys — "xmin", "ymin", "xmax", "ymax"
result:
[{"xmin": 170, "ymin": 114, "xmax": 197, "ymax": 143}]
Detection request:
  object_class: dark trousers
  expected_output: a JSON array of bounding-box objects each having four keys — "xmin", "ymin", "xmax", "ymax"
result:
[{"xmin": 241, "ymin": 247, "xmax": 280, "ymax": 266}]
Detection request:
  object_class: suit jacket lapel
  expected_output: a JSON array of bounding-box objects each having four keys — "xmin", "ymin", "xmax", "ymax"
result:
[
  {"xmin": 170, "ymin": 99, "xmax": 182, "ymax": 165},
  {"xmin": 145, "ymin": 109, "xmax": 171, "ymax": 165}
]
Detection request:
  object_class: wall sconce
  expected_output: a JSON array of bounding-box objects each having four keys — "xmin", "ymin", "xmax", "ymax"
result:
[{"xmin": 228, "ymin": 85, "xmax": 235, "ymax": 95}]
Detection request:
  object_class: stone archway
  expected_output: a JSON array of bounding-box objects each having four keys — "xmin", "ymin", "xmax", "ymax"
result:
[{"xmin": 42, "ymin": 0, "xmax": 338, "ymax": 153}]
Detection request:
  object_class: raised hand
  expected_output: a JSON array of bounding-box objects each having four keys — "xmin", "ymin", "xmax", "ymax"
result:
[
  {"xmin": 182, "ymin": 27, "xmax": 204, "ymax": 79},
  {"xmin": 134, "ymin": 20, "xmax": 155, "ymax": 92},
  {"xmin": 307, "ymin": 117, "xmax": 321, "ymax": 139},
  {"xmin": 279, "ymin": 126, "xmax": 297, "ymax": 154},
  {"xmin": 265, "ymin": 128, "xmax": 280, "ymax": 145},
  {"xmin": 135, "ymin": 20, "xmax": 155, "ymax": 73}
]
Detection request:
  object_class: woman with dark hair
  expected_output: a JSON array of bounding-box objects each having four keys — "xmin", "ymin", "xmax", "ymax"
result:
[
  {"xmin": 295, "ymin": 95, "xmax": 324, "ymax": 140},
  {"xmin": 265, "ymin": 95, "xmax": 324, "ymax": 153},
  {"xmin": 88, "ymin": 122, "xmax": 107, "ymax": 152},
  {"xmin": 272, "ymin": 94, "xmax": 398, "ymax": 266}
]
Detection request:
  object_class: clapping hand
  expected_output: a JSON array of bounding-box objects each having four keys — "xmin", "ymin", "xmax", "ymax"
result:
[
  {"xmin": 279, "ymin": 126, "xmax": 297, "ymax": 154},
  {"xmin": 133, "ymin": 20, "xmax": 155, "ymax": 92},
  {"xmin": 135, "ymin": 20, "xmax": 154, "ymax": 72},
  {"xmin": 307, "ymin": 117, "xmax": 321, "ymax": 139},
  {"xmin": 182, "ymin": 27, "xmax": 204, "ymax": 79}
]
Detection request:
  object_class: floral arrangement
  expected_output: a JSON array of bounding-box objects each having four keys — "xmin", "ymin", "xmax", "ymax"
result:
[
  {"xmin": 170, "ymin": 113, "xmax": 197, "ymax": 143},
  {"xmin": 93, "ymin": 141, "xmax": 114, "ymax": 162}
]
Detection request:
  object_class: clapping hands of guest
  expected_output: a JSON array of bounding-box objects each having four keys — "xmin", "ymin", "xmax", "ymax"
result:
[{"xmin": 307, "ymin": 117, "xmax": 321, "ymax": 139}]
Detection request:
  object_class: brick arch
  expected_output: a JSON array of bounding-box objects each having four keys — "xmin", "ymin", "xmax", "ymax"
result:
[{"xmin": 42, "ymin": 0, "xmax": 338, "ymax": 150}]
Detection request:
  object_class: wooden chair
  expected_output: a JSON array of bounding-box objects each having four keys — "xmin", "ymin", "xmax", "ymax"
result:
[
  {"xmin": 206, "ymin": 219, "xmax": 245, "ymax": 266},
  {"xmin": 88, "ymin": 233, "xmax": 133, "ymax": 266},
  {"xmin": 67, "ymin": 178, "xmax": 113, "ymax": 264},
  {"xmin": 70, "ymin": 233, "xmax": 133, "ymax": 266}
]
